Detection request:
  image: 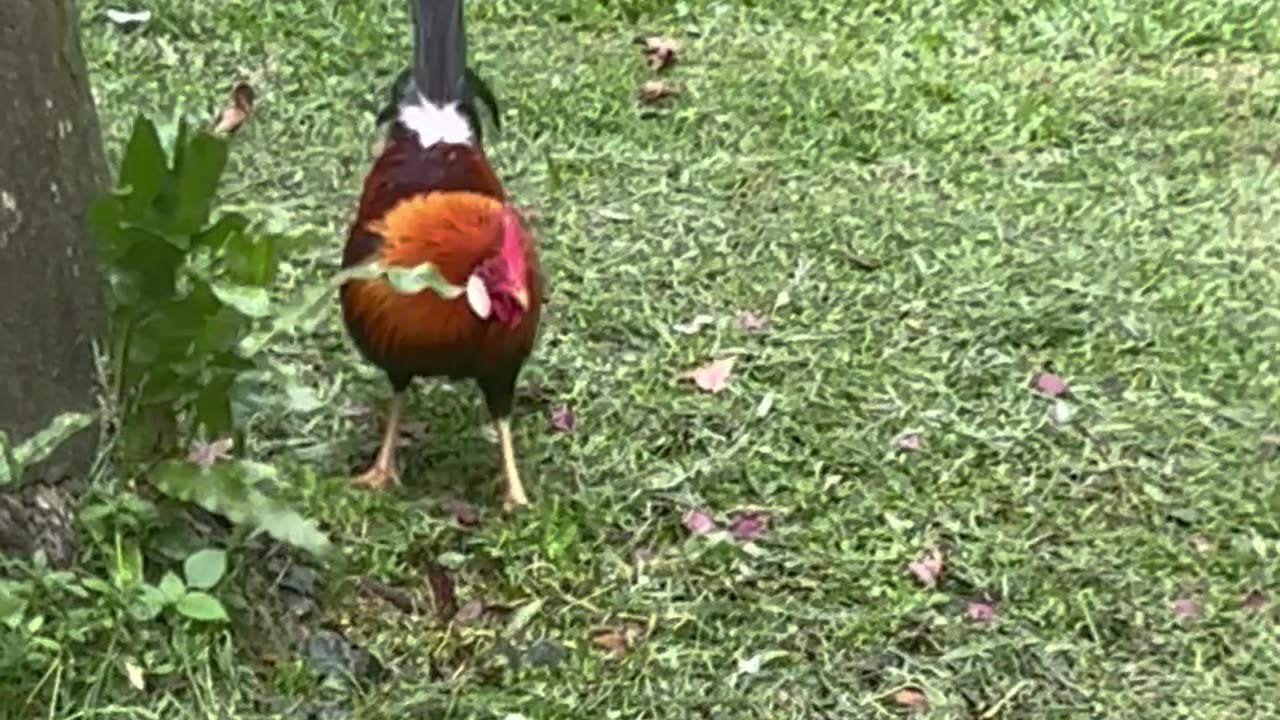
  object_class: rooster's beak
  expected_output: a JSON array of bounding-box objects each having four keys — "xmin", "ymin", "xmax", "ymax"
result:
[{"xmin": 513, "ymin": 288, "xmax": 530, "ymax": 310}]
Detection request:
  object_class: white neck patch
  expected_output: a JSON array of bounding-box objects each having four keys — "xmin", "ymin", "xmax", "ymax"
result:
[{"xmin": 399, "ymin": 97, "xmax": 473, "ymax": 147}]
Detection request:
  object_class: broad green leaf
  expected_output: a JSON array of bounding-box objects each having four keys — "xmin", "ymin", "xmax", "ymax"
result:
[
  {"xmin": 171, "ymin": 132, "xmax": 229, "ymax": 235},
  {"xmin": 332, "ymin": 262, "xmax": 385, "ymax": 285},
  {"xmin": 192, "ymin": 212, "xmax": 250, "ymax": 251},
  {"xmin": 183, "ymin": 549, "xmax": 227, "ymax": 590},
  {"xmin": 149, "ymin": 459, "xmax": 331, "ymax": 559},
  {"xmin": 112, "ymin": 540, "xmax": 145, "ymax": 591},
  {"xmin": 211, "ymin": 282, "xmax": 271, "ymax": 318},
  {"xmin": 132, "ymin": 585, "xmax": 168, "ymax": 621},
  {"xmin": 253, "ymin": 505, "xmax": 333, "ymax": 558},
  {"xmin": 385, "ymin": 264, "xmax": 464, "ymax": 297},
  {"xmin": 158, "ymin": 572, "xmax": 186, "ymax": 603},
  {"xmin": 175, "ymin": 591, "xmax": 228, "ymax": 622},
  {"xmin": 239, "ymin": 282, "xmax": 333, "ymax": 356},
  {"xmin": 11, "ymin": 412, "xmax": 94, "ymax": 474},
  {"xmin": 115, "ymin": 228, "xmax": 185, "ymax": 302},
  {"xmin": 0, "ymin": 583, "xmax": 27, "ymax": 628},
  {"xmin": 195, "ymin": 374, "xmax": 235, "ymax": 436},
  {"xmin": 118, "ymin": 116, "xmax": 167, "ymax": 217},
  {"xmin": 87, "ymin": 196, "xmax": 128, "ymax": 256},
  {"xmin": 334, "ymin": 260, "xmax": 464, "ymax": 299},
  {"xmin": 0, "ymin": 431, "xmax": 18, "ymax": 486},
  {"xmin": 220, "ymin": 230, "xmax": 278, "ymax": 287}
]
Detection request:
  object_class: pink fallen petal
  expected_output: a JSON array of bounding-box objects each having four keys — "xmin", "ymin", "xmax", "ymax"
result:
[
  {"xmin": 682, "ymin": 509, "xmax": 716, "ymax": 536},
  {"xmin": 966, "ymin": 600, "xmax": 996, "ymax": 624},
  {"xmin": 892, "ymin": 689, "xmax": 928, "ymax": 711},
  {"xmin": 1031, "ymin": 371, "xmax": 1070, "ymax": 398},
  {"xmin": 892, "ymin": 431, "xmax": 924, "ymax": 453},
  {"xmin": 728, "ymin": 512, "xmax": 769, "ymax": 541},
  {"xmin": 908, "ymin": 547, "xmax": 944, "ymax": 589},
  {"xmin": 187, "ymin": 438, "xmax": 233, "ymax": 469},
  {"xmin": 549, "ymin": 405, "xmax": 577, "ymax": 433},
  {"xmin": 691, "ymin": 358, "xmax": 736, "ymax": 393},
  {"xmin": 736, "ymin": 311, "xmax": 769, "ymax": 332},
  {"xmin": 1171, "ymin": 597, "xmax": 1201, "ymax": 619}
]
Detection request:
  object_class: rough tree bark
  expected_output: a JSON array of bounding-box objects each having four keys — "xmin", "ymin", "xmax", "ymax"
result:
[{"xmin": 0, "ymin": 0, "xmax": 107, "ymax": 567}]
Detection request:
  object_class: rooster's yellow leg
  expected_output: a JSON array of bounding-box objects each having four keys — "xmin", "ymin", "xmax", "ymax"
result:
[
  {"xmin": 496, "ymin": 417, "xmax": 529, "ymax": 510},
  {"xmin": 353, "ymin": 392, "xmax": 403, "ymax": 490}
]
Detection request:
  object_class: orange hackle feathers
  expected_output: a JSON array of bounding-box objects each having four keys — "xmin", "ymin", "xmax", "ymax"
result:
[{"xmin": 339, "ymin": 190, "xmax": 541, "ymax": 385}]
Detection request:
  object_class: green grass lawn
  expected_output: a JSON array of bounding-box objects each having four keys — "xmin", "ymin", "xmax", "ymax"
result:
[{"xmin": 51, "ymin": 0, "xmax": 1280, "ymax": 716}]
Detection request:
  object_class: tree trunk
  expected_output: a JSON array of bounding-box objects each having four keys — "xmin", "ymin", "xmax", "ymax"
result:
[{"xmin": 0, "ymin": 0, "xmax": 107, "ymax": 567}]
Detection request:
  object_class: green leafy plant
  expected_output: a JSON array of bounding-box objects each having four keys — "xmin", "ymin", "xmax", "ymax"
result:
[
  {"xmin": 0, "ymin": 411, "xmax": 94, "ymax": 487},
  {"xmin": 89, "ymin": 115, "xmax": 275, "ymax": 456},
  {"xmin": 87, "ymin": 114, "xmax": 330, "ymax": 558},
  {"xmin": 134, "ymin": 549, "xmax": 230, "ymax": 623}
]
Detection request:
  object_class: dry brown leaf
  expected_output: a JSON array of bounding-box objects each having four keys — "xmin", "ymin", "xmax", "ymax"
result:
[
  {"xmin": 214, "ymin": 82, "xmax": 255, "ymax": 135},
  {"xmin": 637, "ymin": 35, "xmax": 680, "ymax": 71},
  {"xmin": 639, "ymin": 80, "xmax": 679, "ymax": 104},
  {"xmin": 590, "ymin": 625, "xmax": 642, "ymax": 659},
  {"xmin": 424, "ymin": 562, "xmax": 457, "ymax": 620},
  {"xmin": 454, "ymin": 599, "xmax": 487, "ymax": 625}
]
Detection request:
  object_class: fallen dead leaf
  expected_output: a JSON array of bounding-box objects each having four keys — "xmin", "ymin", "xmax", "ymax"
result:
[
  {"xmin": 590, "ymin": 624, "xmax": 643, "ymax": 660},
  {"xmin": 639, "ymin": 79, "xmax": 679, "ymax": 104},
  {"xmin": 454, "ymin": 599, "xmax": 487, "ymax": 625},
  {"xmin": 682, "ymin": 508, "xmax": 716, "ymax": 536},
  {"xmin": 892, "ymin": 688, "xmax": 929, "ymax": 712},
  {"xmin": 691, "ymin": 357, "xmax": 735, "ymax": 393},
  {"xmin": 214, "ymin": 82, "xmax": 255, "ymax": 136},
  {"xmin": 425, "ymin": 562, "xmax": 457, "ymax": 620},
  {"xmin": 1242, "ymin": 589, "xmax": 1266, "ymax": 613},
  {"xmin": 1170, "ymin": 597, "xmax": 1201, "ymax": 619},
  {"xmin": 729, "ymin": 512, "xmax": 769, "ymax": 542},
  {"xmin": 549, "ymin": 405, "xmax": 577, "ymax": 433},
  {"xmin": 1031, "ymin": 370, "xmax": 1070, "ymax": 398},
  {"xmin": 447, "ymin": 498, "xmax": 479, "ymax": 527},
  {"xmin": 892, "ymin": 431, "xmax": 924, "ymax": 453},
  {"xmin": 674, "ymin": 313, "xmax": 715, "ymax": 335},
  {"xmin": 1190, "ymin": 535, "xmax": 1217, "ymax": 554},
  {"xmin": 966, "ymin": 599, "xmax": 996, "ymax": 624},
  {"xmin": 187, "ymin": 438, "xmax": 233, "ymax": 468},
  {"xmin": 908, "ymin": 547, "xmax": 945, "ymax": 589},
  {"xmin": 736, "ymin": 311, "xmax": 769, "ymax": 332},
  {"xmin": 636, "ymin": 35, "xmax": 680, "ymax": 71}
]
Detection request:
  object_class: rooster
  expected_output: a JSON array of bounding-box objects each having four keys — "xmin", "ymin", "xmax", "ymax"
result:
[{"xmin": 339, "ymin": 0, "xmax": 541, "ymax": 509}]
